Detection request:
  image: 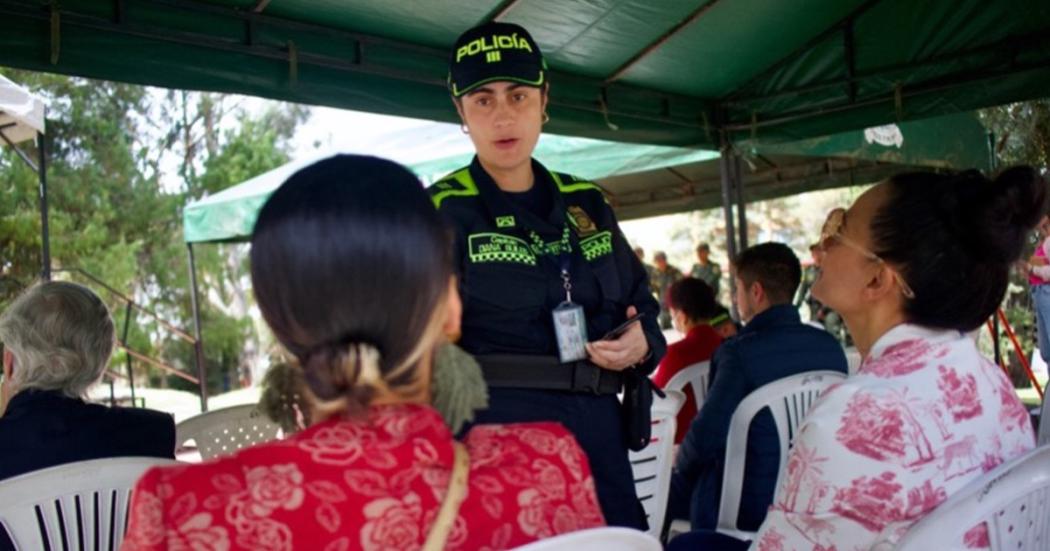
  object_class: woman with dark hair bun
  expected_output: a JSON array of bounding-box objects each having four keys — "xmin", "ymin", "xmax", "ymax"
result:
[
  {"xmin": 746, "ymin": 168, "xmax": 1045, "ymax": 550},
  {"xmin": 123, "ymin": 155, "xmax": 604, "ymax": 550}
]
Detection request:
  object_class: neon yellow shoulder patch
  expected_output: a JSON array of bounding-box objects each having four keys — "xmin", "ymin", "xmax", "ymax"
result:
[
  {"xmin": 430, "ymin": 168, "xmax": 479, "ymax": 208},
  {"xmin": 549, "ymin": 170, "xmax": 609, "ymax": 205},
  {"xmin": 549, "ymin": 170, "xmax": 603, "ymax": 194}
]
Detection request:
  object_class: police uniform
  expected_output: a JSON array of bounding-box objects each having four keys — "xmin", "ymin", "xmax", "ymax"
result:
[{"xmin": 429, "ymin": 157, "xmax": 666, "ymax": 529}]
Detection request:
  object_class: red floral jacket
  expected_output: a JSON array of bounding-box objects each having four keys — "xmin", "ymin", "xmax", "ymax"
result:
[
  {"xmin": 122, "ymin": 404, "xmax": 605, "ymax": 550},
  {"xmin": 752, "ymin": 324, "xmax": 1035, "ymax": 551}
]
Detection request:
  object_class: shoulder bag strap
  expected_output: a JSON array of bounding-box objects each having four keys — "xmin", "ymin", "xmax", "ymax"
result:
[{"xmin": 422, "ymin": 441, "xmax": 470, "ymax": 551}]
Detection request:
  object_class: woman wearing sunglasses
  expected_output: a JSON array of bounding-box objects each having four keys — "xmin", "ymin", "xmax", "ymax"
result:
[{"xmin": 745, "ymin": 168, "xmax": 1044, "ymax": 550}]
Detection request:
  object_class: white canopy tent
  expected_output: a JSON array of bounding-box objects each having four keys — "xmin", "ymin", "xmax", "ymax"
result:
[
  {"xmin": 0, "ymin": 73, "xmax": 45, "ymax": 144},
  {"xmin": 0, "ymin": 72, "xmax": 50, "ymax": 280}
]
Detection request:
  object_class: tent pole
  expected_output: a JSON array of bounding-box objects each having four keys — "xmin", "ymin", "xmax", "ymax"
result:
[
  {"xmin": 719, "ymin": 135, "xmax": 739, "ymax": 319},
  {"xmin": 187, "ymin": 243, "xmax": 208, "ymax": 412},
  {"xmin": 122, "ymin": 301, "xmax": 136, "ymax": 406},
  {"xmin": 734, "ymin": 154, "xmax": 748, "ymax": 251},
  {"xmin": 37, "ymin": 130, "xmax": 50, "ymax": 281}
]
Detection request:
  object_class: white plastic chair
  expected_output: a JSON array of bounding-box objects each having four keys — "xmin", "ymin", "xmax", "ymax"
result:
[
  {"xmin": 628, "ymin": 390, "xmax": 685, "ymax": 537},
  {"xmin": 175, "ymin": 403, "xmax": 281, "ymax": 460},
  {"xmin": 716, "ymin": 370, "xmax": 846, "ymax": 541},
  {"xmin": 511, "ymin": 527, "xmax": 663, "ymax": 550},
  {"xmin": 0, "ymin": 456, "xmax": 178, "ymax": 550},
  {"xmin": 890, "ymin": 445, "xmax": 1050, "ymax": 551},
  {"xmin": 664, "ymin": 361, "xmax": 710, "ymax": 412}
]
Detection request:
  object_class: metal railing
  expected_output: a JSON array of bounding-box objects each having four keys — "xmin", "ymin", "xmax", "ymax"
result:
[{"xmin": 50, "ymin": 267, "xmax": 202, "ymax": 405}]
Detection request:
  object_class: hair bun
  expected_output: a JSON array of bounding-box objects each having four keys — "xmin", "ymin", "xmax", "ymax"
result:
[
  {"xmin": 951, "ymin": 167, "xmax": 1047, "ymax": 263},
  {"xmin": 302, "ymin": 344, "xmax": 353, "ymax": 401}
]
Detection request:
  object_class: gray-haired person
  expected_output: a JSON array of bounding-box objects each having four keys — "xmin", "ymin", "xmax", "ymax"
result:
[{"xmin": 0, "ymin": 281, "xmax": 175, "ymax": 481}]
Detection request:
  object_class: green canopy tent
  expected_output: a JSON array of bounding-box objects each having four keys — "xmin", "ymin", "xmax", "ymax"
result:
[
  {"xmin": 609, "ymin": 110, "xmax": 991, "ymax": 222},
  {"xmin": 1, "ymin": 0, "xmax": 1047, "ymax": 147},
  {"xmin": 4, "ymin": 0, "xmax": 1044, "ymax": 408},
  {"xmin": 184, "ymin": 111, "xmax": 988, "ymax": 241},
  {"xmin": 182, "ymin": 128, "xmax": 720, "ymax": 243}
]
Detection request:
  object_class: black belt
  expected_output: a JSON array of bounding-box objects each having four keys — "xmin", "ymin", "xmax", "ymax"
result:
[{"xmin": 476, "ymin": 354, "xmax": 623, "ymax": 395}]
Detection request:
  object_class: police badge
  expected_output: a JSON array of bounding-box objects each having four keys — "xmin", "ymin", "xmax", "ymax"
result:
[{"xmin": 567, "ymin": 205, "xmax": 597, "ymax": 237}]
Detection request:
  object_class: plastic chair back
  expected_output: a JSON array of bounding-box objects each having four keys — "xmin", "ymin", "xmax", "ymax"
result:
[
  {"xmin": 0, "ymin": 457, "xmax": 178, "ymax": 550},
  {"xmin": 664, "ymin": 361, "xmax": 710, "ymax": 412},
  {"xmin": 511, "ymin": 526, "xmax": 663, "ymax": 550},
  {"xmin": 175, "ymin": 403, "xmax": 280, "ymax": 460},
  {"xmin": 628, "ymin": 389, "xmax": 685, "ymax": 537},
  {"xmin": 716, "ymin": 370, "xmax": 846, "ymax": 540},
  {"xmin": 892, "ymin": 445, "xmax": 1050, "ymax": 551}
]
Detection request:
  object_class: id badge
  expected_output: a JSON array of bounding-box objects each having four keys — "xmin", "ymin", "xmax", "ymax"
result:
[{"xmin": 552, "ymin": 301, "xmax": 588, "ymax": 363}]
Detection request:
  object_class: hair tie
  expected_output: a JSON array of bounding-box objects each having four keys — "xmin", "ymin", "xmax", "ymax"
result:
[{"xmin": 349, "ymin": 342, "xmax": 383, "ymax": 385}]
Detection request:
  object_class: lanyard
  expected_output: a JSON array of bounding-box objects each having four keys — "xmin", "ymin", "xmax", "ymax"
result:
[
  {"xmin": 468, "ymin": 158, "xmax": 578, "ymax": 303},
  {"xmin": 525, "ymin": 221, "xmax": 575, "ymax": 303}
]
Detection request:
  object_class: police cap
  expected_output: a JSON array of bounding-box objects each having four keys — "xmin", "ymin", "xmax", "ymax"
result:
[{"xmin": 448, "ymin": 22, "xmax": 547, "ymax": 97}]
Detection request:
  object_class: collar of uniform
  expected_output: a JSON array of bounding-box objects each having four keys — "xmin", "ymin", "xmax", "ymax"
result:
[{"xmin": 468, "ymin": 156, "xmax": 565, "ymax": 235}]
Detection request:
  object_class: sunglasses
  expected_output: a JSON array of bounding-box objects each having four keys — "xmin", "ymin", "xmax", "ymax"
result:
[{"xmin": 820, "ymin": 208, "xmax": 916, "ymax": 299}]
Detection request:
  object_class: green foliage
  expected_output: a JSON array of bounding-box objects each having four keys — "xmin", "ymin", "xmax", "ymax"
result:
[
  {"xmin": 979, "ymin": 100, "xmax": 1050, "ymax": 388},
  {"xmin": 980, "ymin": 100, "xmax": 1050, "ymax": 169},
  {"xmin": 0, "ymin": 69, "xmax": 307, "ymax": 398}
]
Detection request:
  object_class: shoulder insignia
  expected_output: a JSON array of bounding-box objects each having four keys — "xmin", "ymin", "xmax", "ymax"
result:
[
  {"xmin": 549, "ymin": 170, "xmax": 610, "ymax": 205},
  {"xmin": 429, "ymin": 168, "xmax": 479, "ymax": 208},
  {"xmin": 549, "ymin": 170, "xmax": 603, "ymax": 194},
  {"xmin": 567, "ymin": 205, "xmax": 598, "ymax": 237}
]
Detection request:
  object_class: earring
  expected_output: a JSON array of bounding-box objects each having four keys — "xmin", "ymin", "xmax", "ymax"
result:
[
  {"xmin": 460, "ymin": 124, "xmax": 469, "ymax": 134},
  {"xmin": 542, "ymin": 112, "xmax": 550, "ymax": 124}
]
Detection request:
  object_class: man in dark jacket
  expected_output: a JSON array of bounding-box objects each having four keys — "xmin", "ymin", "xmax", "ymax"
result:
[
  {"xmin": 668, "ymin": 242, "xmax": 847, "ymax": 533},
  {"xmin": 0, "ymin": 281, "xmax": 175, "ymax": 482}
]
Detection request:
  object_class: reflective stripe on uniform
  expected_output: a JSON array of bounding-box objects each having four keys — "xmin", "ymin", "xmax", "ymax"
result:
[
  {"xmin": 431, "ymin": 168, "xmax": 480, "ymax": 208},
  {"xmin": 548, "ymin": 170, "xmax": 602, "ymax": 194}
]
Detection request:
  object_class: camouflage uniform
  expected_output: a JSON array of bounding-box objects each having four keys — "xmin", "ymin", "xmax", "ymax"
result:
[
  {"xmin": 652, "ymin": 265, "xmax": 684, "ymax": 329},
  {"xmin": 690, "ymin": 261, "xmax": 721, "ymax": 295}
]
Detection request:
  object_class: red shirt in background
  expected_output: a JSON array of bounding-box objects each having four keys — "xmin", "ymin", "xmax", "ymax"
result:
[{"xmin": 651, "ymin": 325, "xmax": 722, "ymax": 444}]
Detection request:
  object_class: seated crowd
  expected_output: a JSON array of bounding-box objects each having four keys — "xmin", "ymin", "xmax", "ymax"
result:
[
  {"xmin": 0, "ymin": 280, "xmax": 176, "ymax": 549},
  {"xmin": 0, "ymin": 159, "xmax": 1045, "ymax": 550},
  {"xmin": 666, "ymin": 243, "xmax": 848, "ymax": 535}
]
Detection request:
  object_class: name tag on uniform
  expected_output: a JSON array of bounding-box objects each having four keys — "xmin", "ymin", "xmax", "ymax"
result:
[{"xmin": 552, "ymin": 301, "xmax": 588, "ymax": 363}]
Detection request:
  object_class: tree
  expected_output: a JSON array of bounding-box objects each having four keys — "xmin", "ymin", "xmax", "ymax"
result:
[
  {"xmin": 980, "ymin": 100, "xmax": 1050, "ymax": 391},
  {"xmin": 0, "ymin": 68, "xmax": 308, "ymax": 398}
]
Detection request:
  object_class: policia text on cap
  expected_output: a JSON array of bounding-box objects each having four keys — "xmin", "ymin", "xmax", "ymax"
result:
[{"xmin": 429, "ymin": 22, "xmax": 667, "ymax": 529}]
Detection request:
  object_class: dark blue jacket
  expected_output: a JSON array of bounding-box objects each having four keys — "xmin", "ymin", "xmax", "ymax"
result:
[
  {"xmin": 429, "ymin": 157, "xmax": 665, "ymax": 369},
  {"xmin": 0, "ymin": 389, "xmax": 176, "ymax": 481},
  {"xmin": 669, "ymin": 304, "xmax": 847, "ymax": 531}
]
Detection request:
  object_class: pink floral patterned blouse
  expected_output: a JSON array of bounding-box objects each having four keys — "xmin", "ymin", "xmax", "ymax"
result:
[
  {"xmin": 752, "ymin": 324, "xmax": 1035, "ymax": 551},
  {"xmin": 122, "ymin": 404, "xmax": 605, "ymax": 550}
]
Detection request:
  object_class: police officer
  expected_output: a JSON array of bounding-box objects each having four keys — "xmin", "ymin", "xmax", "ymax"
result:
[{"xmin": 430, "ymin": 22, "xmax": 666, "ymax": 529}]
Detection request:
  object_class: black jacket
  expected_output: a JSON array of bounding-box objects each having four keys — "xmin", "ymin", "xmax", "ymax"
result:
[
  {"xmin": 429, "ymin": 157, "xmax": 665, "ymax": 371},
  {"xmin": 0, "ymin": 389, "xmax": 176, "ymax": 481}
]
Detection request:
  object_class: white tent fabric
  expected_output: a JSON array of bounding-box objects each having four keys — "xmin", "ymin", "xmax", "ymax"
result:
[{"xmin": 0, "ymin": 73, "xmax": 45, "ymax": 145}]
